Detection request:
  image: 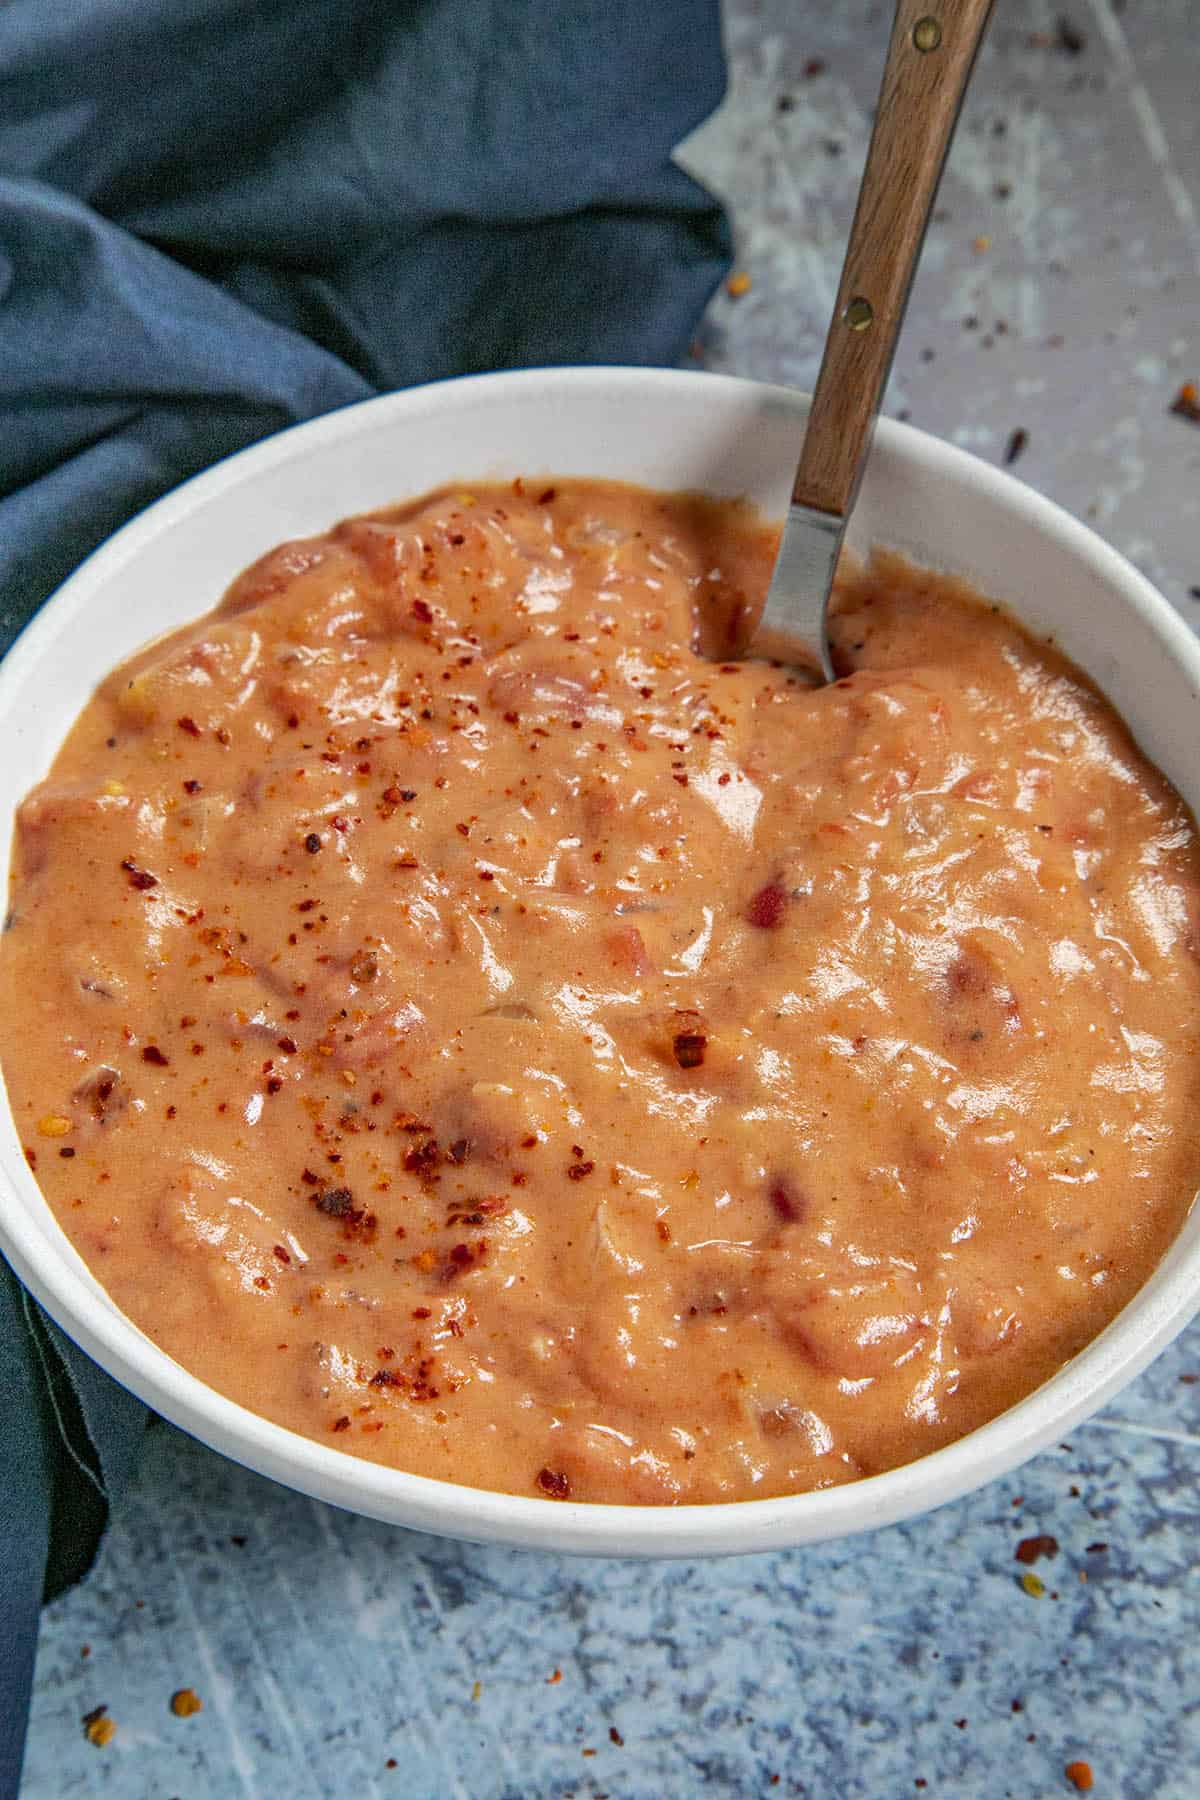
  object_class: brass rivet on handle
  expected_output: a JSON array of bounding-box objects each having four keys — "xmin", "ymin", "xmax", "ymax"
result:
[
  {"xmin": 843, "ymin": 296, "xmax": 874, "ymax": 331},
  {"xmin": 913, "ymin": 15, "xmax": 943, "ymax": 51}
]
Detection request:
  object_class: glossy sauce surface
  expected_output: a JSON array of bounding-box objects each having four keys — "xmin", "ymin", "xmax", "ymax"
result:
[{"xmin": 3, "ymin": 481, "xmax": 1199, "ymax": 1505}]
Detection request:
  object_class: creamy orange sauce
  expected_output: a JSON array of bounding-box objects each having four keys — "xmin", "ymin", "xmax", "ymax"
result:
[{"xmin": 3, "ymin": 480, "xmax": 1199, "ymax": 1506}]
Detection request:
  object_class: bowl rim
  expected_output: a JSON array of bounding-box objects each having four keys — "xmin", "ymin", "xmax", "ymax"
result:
[{"xmin": 2, "ymin": 364, "xmax": 1199, "ymax": 1558}]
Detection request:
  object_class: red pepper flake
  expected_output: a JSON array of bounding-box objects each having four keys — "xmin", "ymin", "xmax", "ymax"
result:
[
  {"xmin": 120, "ymin": 858, "xmax": 159, "ymax": 891},
  {"xmin": 411, "ymin": 598, "xmax": 434, "ymax": 623},
  {"xmin": 768, "ymin": 1178, "xmax": 805, "ymax": 1223},
  {"xmin": 273, "ymin": 1244, "xmax": 291, "ymax": 1264},
  {"xmin": 455, "ymin": 821, "xmax": 471, "ymax": 837},
  {"xmin": 1170, "ymin": 381, "xmax": 1200, "ymax": 425},
  {"xmin": 609, "ymin": 1727, "xmax": 624, "ymax": 1747},
  {"xmin": 537, "ymin": 486, "xmax": 558, "ymax": 504},
  {"xmin": 446, "ymin": 1138, "xmax": 470, "ymax": 1164},
  {"xmin": 746, "ymin": 881, "xmax": 786, "ymax": 929},
  {"xmin": 331, "ymin": 1416, "xmax": 351, "ymax": 1432},
  {"xmin": 59, "ymin": 1146, "xmax": 76, "ymax": 1158},
  {"xmin": 82, "ymin": 1705, "xmax": 116, "ymax": 1748},
  {"xmin": 277, "ymin": 1036, "xmax": 298, "ymax": 1054},
  {"xmin": 566, "ymin": 1160, "xmax": 595, "ymax": 1181},
  {"xmin": 1015, "ymin": 1533, "xmax": 1059, "ymax": 1565},
  {"xmin": 304, "ymin": 833, "xmax": 322, "ymax": 854},
  {"xmin": 141, "ymin": 1045, "xmax": 169, "ymax": 1066},
  {"xmin": 267, "ymin": 1077, "xmax": 283, "ymax": 1095},
  {"xmin": 478, "ymin": 868, "xmax": 495, "ymax": 881},
  {"xmin": 546, "ymin": 1668, "xmax": 562, "ymax": 1685},
  {"xmin": 176, "ymin": 715, "xmax": 202, "ymax": 737},
  {"xmin": 404, "ymin": 1136, "xmax": 442, "ymax": 1180},
  {"xmin": 672, "ymin": 1031, "xmax": 707, "ymax": 1070},
  {"xmin": 182, "ymin": 778, "xmax": 202, "ymax": 794},
  {"xmin": 1003, "ymin": 427, "xmax": 1028, "ymax": 465},
  {"xmin": 314, "ymin": 1186, "xmax": 355, "ymax": 1218},
  {"xmin": 536, "ymin": 1467, "xmax": 571, "ymax": 1499},
  {"xmin": 1065, "ymin": 1762, "xmax": 1094, "ymax": 1793},
  {"xmin": 445, "ymin": 1240, "xmax": 485, "ymax": 1276}
]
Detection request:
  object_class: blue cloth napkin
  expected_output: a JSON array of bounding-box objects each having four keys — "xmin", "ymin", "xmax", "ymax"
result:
[{"xmin": 0, "ymin": 2, "xmax": 729, "ymax": 1788}]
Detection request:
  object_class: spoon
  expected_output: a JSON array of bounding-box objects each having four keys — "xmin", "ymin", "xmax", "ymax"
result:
[{"xmin": 742, "ymin": 0, "xmax": 995, "ymax": 678}]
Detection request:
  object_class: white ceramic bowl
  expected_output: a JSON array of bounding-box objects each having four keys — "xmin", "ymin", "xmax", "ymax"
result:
[{"xmin": 2, "ymin": 369, "xmax": 1198, "ymax": 1557}]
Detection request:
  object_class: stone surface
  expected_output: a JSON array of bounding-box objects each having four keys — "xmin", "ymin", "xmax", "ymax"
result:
[{"xmin": 23, "ymin": 2, "xmax": 1200, "ymax": 1794}]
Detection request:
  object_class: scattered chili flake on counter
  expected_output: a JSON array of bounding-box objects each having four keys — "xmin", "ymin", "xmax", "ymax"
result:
[
  {"xmin": 1015, "ymin": 1533, "xmax": 1059, "ymax": 1565},
  {"xmin": 82, "ymin": 1705, "xmax": 115, "ymax": 1747},
  {"xmin": 1170, "ymin": 381, "xmax": 1200, "ymax": 425},
  {"xmin": 170, "ymin": 1687, "xmax": 204, "ymax": 1718},
  {"xmin": 546, "ymin": 1668, "xmax": 563, "ymax": 1685},
  {"xmin": 1054, "ymin": 16, "xmax": 1086, "ymax": 54},
  {"xmin": 1004, "ymin": 427, "xmax": 1029, "ymax": 466},
  {"xmin": 1065, "ymin": 1760, "xmax": 1094, "ymax": 1792}
]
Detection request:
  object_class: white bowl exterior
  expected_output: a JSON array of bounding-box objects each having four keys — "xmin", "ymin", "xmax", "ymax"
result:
[{"xmin": 2, "ymin": 368, "xmax": 1198, "ymax": 1557}]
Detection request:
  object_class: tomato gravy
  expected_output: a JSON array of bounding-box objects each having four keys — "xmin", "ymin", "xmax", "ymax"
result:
[{"xmin": 3, "ymin": 480, "xmax": 1198, "ymax": 1504}]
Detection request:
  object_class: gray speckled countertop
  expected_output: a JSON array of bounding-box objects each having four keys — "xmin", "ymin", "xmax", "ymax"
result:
[{"xmin": 22, "ymin": 3, "xmax": 1200, "ymax": 1795}]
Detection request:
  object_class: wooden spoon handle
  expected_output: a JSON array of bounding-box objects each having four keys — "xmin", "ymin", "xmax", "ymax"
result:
[{"xmin": 792, "ymin": 0, "xmax": 994, "ymax": 517}]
